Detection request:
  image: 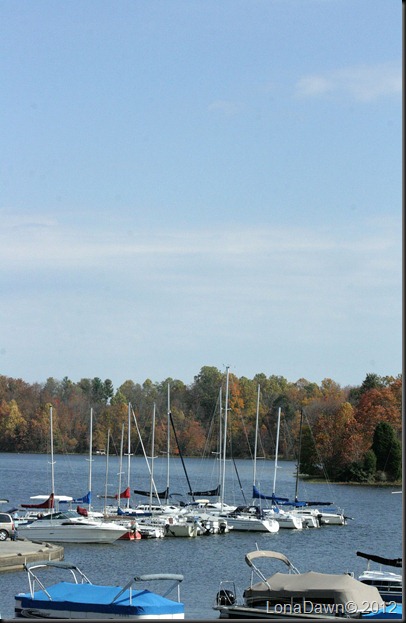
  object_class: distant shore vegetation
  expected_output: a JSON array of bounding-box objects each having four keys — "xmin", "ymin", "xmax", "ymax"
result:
[{"xmin": 0, "ymin": 369, "xmax": 402, "ymax": 485}]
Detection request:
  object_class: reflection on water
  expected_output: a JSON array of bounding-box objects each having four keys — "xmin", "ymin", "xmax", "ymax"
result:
[{"xmin": 0, "ymin": 453, "xmax": 402, "ymax": 619}]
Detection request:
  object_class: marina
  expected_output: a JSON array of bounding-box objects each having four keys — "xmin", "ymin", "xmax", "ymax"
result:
[{"xmin": 0, "ymin": 452, "xmax": 402, "ymax": 619}]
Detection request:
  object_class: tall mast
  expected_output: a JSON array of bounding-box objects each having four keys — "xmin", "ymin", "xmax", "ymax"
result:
[
  {"xmin": 272, "ymin": 407, "xmax": 281, "ymax": 497},
  {"xmin": 117, "ymin": 423, "xmax": 124, "ymax": 510},
  {"xmin": 295, "ymin": 409, "xmax": 304, "ymax": 502},
  {"xmin": 103, "ymin": 429, "xmax": 110, "ymax": 516},
  {"xmin": 166, "ymin": 384, "xmax": 170, "ymax": 499},
  {"xmin": 221, "ymin": 366, "xmax": 230, "ymax": 511},
  {"xmin": 218, "ymin": 386, "xmax": 222, "ymax": 504},
  {"xmin": 87, "ymin": 407, "xmax": 93, "ymax": 511},
  {"xmin": 253, "ymin": 384, "xmax": 260, "ymax": 490},
  {"xmin": 49, "ymin": 405, "xmax": 55, "ymax": 497},
  {"xmin": 149, "ymin": 403, "xmax": 156, "ymax": 510},
  {"xmin": 126, "ymin": 403, "xmax": 132, "ymax": 510}
]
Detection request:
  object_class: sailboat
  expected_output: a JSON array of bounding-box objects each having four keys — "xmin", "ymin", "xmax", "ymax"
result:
[
  {"xmin": 217, "ymin": 370, "xmax": 279, "ymax": 533},
  {"xmin": 288, "ymin": 409, "xmax": 347, "ymax": 527},
  {"xmin": 251, "ymin": 395, "xmax": 304, "ymax": 530},
  {"xmin": 19, "ymin": 406, "xmax": 73, "ymax": 516}
]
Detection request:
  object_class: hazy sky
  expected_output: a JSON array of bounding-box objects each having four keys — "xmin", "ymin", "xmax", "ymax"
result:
[{"xmin": 1, "ymin": 0, "xmax": 401, "ymax": 390}]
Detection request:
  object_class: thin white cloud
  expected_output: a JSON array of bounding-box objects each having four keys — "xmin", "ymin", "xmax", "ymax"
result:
[
  {"xmin": 295, "ymin": 61, "xmax": 401, "ymax": 101},
  {"xmin": 0, "ymin": 213, "xmax": 400, "ymax": 387},
  {"xmin": 207, "ymin": 99, "xmax": 244, "ymax": 115},
  {"xmin": 0, "ymin": 213, "xmax": 400, "ymax": 302}
]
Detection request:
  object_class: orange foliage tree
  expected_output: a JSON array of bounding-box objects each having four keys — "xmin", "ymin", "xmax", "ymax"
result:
[{"xmin": 354, "ymin": 377, "xmax": 402, "ymax": 443}]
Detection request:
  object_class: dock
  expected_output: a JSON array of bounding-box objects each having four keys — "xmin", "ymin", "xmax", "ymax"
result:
[{"xmin": 0, "ymin": 538, "xmax": 64, "ymax": 572}]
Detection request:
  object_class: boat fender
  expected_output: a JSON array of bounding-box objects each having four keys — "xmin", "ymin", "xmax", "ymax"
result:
[{"xmin": 216, "ymin": 589, "xmax": 236, "ymax": 606}]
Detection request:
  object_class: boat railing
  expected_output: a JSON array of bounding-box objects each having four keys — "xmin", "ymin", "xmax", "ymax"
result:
[
  {"xmin": 214, "ymin": 580, "xmax": 239, "ymax": 608},
  {"xmin": 24, "ymin": 562, "xmax": 92, "ymax": 599},
  {"xmin": 111, "ymin": 573, "xmax": 184, "ymax": 604}
]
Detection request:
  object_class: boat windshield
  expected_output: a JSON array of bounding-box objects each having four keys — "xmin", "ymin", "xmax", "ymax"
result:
[{"xmin": 35, "ymin": 511, "xmax": 78, "ymax": 521}]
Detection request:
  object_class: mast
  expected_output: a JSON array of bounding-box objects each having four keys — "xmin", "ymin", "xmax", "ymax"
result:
[
  {"xmin": 166, "ymin": 384, "xmax": 170, "ymax": 500},
  {"xmin": 272, "ymin": 407, "xmax": 281, "ymax": 497},
  {"xmin": 49, "ymin": 405, "xmax": 55, "ymax": 498},
  {"xmin": 252, "ymin": 384, "xmax": 260, "ymax": 491},
  {"xmin": 117, "ymin": 423, "xmax": 125, "ymax": 511},
  {"xmin": 295, "ymin": 409, "xmax": 304, "ymax": 502},
  {"xmin": 87, "ymin": 407, "xmax": 93, "ymax": 511},
  {"xmin": 218, "ymin": 386, "xmax": 222, "ymax": 504},
  {"xmin": 103, "ymin": 429, "xmax": 110, "ymax": 516},
  {"xmin": 126, "ymin": 403, "xmax": 132, "ymax": 510},
  {"xmin": 220, "ymin": 366, "xmax": 230, "ymax": 511},
  {"xmin": 149, "ymin": 403, "xmax": 156, "ymax": 510}
]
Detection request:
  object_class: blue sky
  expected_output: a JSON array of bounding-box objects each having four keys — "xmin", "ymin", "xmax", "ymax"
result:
[{"xmin": 0, "ymin": 0, "xmax": 401, "ymax": 390}]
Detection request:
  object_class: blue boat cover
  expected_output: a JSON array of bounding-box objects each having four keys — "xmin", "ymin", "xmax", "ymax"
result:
[
  {"xmin": 17, "ymin": 582, "xmax": 184, "ymax": 616},
  {"xmin": 72, "ymin": 491, "xmax": 92, "ymax": 505},
  {"xmin": 252, "ymin": 485, "xmax": 290, "ymax": 503},
  {"xmin": 362, "ymin": 604, "xmax": 402, "ymax": 619}
]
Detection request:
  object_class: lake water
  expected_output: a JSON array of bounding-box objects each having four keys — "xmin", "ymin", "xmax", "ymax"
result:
[{"xmin": 0, "ymin": 452, "xmax": 402, "ymax": 619}]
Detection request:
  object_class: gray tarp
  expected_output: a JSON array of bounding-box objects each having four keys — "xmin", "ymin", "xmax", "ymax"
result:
[
  {"xmin": 245, "ymin": 551, "xmax": 293, "ymax": 569},
  {"xmin": 244, "ymin": 570, "xmax": 385, "ymax": 612}
]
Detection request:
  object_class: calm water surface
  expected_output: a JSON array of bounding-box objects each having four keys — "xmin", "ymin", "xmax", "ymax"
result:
[{"xmin": 0, "ymin": 452, "xmax": 402, "ymax": 620}]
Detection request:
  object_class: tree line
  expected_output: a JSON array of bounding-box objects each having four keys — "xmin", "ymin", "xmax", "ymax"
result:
[{"xmin": 0, "ymin": 368, "xmax": 402, "ymax": 484}]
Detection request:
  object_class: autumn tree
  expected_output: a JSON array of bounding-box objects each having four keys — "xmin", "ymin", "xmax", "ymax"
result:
[
  {"xmin": 0, "ymin": 399, "xmax": 28, "ymax": 451},
  {"xmin": 355, "ymin": 379, "xmax": 402, "ymax": 443},
  {"xmin": 310, "ymin": 402, "xmax": 366, "ymax": 479}
]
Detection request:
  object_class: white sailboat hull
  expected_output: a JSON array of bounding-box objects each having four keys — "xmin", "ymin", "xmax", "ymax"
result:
[{"xmin": 268, "ymin": 512, "xmax": 303, "ymax": 530}]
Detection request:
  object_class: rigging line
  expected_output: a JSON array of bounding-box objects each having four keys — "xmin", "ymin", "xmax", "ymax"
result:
[
  {"xmin": 237, "ymin": 409, "xmax": 255, "ymax": 462},
  {"xmin": 227, "ymin": 432, "xmax": 248, "ymax": 505},
  {"xmin": 232, "ymin": 456, "xmax": 247, "ymax": 505},
  {"xmin": 301, "ymin": 409, "xmax": 340, "ymax": 505},
  {"xmin": 130, "ymin": 405, "xmax": 161, "ymax": 502},
  {"xmin": 168, "ymin": 411, "xmax": 195, "ymax": 502},
  {"xmin": 190, "ymin": 414, "xmax": 217, "ymax": 493}
]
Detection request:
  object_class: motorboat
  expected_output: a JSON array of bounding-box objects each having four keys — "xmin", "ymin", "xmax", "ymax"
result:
[
  {"xmin": 137, "ymin": 513, "xmax": 207, "ymax": 537},
  {"xmin": 15, "ymin": 561, "xmax": 184, "ymax": 619},
  {"xmin": 357, "ymin": 551, "xmax": 402, "ymax": 603},
  {"xmin": 184, "ymin": 512, "xmax": 232, "ymax": 535},
  {"xmin": 185, "ymin": 499, "xmax": 237, "ymax": 515},
  {"xmin": 135, "ymin": 522, "xmax": 166, "ymax": 539},
  {"xmin": 17, "ymin": 510, "xmax": 128, "ymax": 544},
  {"xmin": 145, "ymin": 515, "xmax": 201, "ymax": 538},
  {"xmin": 213, "ymin": 550, "xmax": 396, "ymax": 619}
]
